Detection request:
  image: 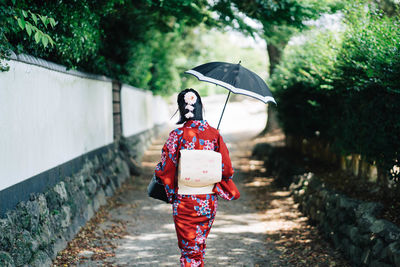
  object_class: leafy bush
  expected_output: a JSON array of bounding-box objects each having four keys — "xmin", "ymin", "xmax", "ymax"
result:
[
  {"xmin": 0, "ymin": 1, "xmax": 55, "ymax": 71},
  {"xmin": 333, "ymin": 5, "xmax": 400, "ymax": 179},
  {"xmin": 271, "ymin": 29, "xmax": 341, "ymax": 139},
  {"xmin": 1, "ymin": 0, "xmax": 215, "ymax": 95},
  {"xmin": 272, "ymin": 3, "xmax": 400, "ymax": 184}
]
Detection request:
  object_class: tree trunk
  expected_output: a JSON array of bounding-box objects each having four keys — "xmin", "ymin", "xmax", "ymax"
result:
[
  {"xmin": 267, "ymin": 43, "xmax": 282, "ymax": 78},
  {"xmin": 259, "ymin": 43, "xmax": 283, "ymax": 136}
]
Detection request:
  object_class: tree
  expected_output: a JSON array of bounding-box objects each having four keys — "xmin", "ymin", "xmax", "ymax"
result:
[
  {"xmin": 0, "ymin": 0, "xmax": 56, "ymax": 71},
  {"xmin": 209, "ymin": 0, "xmax": 344, "ymax": 134}
]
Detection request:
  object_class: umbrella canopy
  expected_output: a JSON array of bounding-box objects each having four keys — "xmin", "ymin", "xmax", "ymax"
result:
[{"xmin": 185, "ymin": 61, "xmax": 276, "ymax": 104}]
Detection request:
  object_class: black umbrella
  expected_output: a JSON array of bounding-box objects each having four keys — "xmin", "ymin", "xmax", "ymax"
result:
[{"xmin": 185, "ymin": 61, "xmax": 276, "ymax": 129}]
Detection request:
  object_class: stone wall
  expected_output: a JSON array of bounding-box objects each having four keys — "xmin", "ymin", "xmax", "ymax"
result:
[
  {"xmin": 0, "ymin": 126, "xmax": 164, "ymax": 267},
  {"xmin": 0, "ymin": 53, "xmax": 170, "ymax": 266},
  {"xmin": 290, "ymin": 173, "xmax": 400, "ymax": 267}
]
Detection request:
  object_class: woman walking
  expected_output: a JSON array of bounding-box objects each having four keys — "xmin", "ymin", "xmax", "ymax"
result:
[{"xmin": 154, "ymin": 88, "xmax": 240, "ymax": 266}]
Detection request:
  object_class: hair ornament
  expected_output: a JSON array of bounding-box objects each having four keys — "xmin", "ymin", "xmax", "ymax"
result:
[
  {"xmin": 185, "ymin": 104, "xmax": 194, "ymax": 111},
  {"xmin": 184, "ymin": 92, "xmax": 197, "ymax": 105},
  {"xmin": 185, "ymin": 112, "xmax": 194, "ymax": 119}
]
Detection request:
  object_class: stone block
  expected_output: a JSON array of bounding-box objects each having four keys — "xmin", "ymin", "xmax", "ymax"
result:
[
  {"xmin": 370, "ymin": 219, "xmax": 399, "ymax": 240},
  {"xmin": 358, "ymin": 233, "xmax": 372, "ymax": 247},
  {"xmin": 36, "ymin": 223, "xmax": 52, "ymax": 249},
  {"xmin": 92, "ymin": 188, "xmax": 106, "ymax": 212},
  {"xmin": 0, "ymin": 251, "xmax": 15, "ymax": 267},
  {"xmin": 51, "ymin": 238, "xmax": 67, "ymax": 259},
  {"xmin": 60, "ymin": 206, "xmax": 72, "ymax": 228},
  {"xmin": 74, "ymin": 174, "xmax": 86, "ymax": 189},
  {"xmin": 53, "ymin": 182, "xmax": 68, "ymax": 203},
  {"xmin": 83, "ymin": 204, "xmax": 94, "ymax": 222},
  {"xmin": 332, "ymin": 232, "xmax": 341, "ymax": 248},
  {"xmin": 307, "ymin": 175, "xmax": 322, "ymax": 189},
  {"xmin": 339, "ymin": 224, "xmax": 348, "ymax": 235},
  {"xmin": 30, "ymin": 250, "xmax": 52, "ymax": 267},
  {"xmin": 348, "ymin": 226, "xmax": 360, "ymax": 244},
  {"xmin": 9, "ymin": 230, "xmax": 33, "ymax": 266},
  {"xmin": 355, "ymin": 202, "xmax": 383, "ymax": 218},
  {"xmin": 84, "ymin": 178, "xmax": 98, "ymax": 197},
  {"xmin": 357, "ymin": 213, "xmax": 375, "ymax": 234},
  {"xmin": 92, "ymin": 155, "xmax": 100, "ymax": 167},
  {"xmin": 341, "ymin": 237, "xmax": 351, "ymax": 257},
  {"xmin": 93, "ymin": 173, "xmax": 106, "ymax": 186},
  {"xmin": 109, "ymin": 174, "xmax": 121, "ymax": 188},
  {"xmin": 71, "ymin": 190, "xmax": 89, "ymax": 218},
  {"xmin": 124, "ymin": 155, "xmax": 142, "ymax": 176},
  {"xmin": 372, "ymin": 238, "xmax": 384, "ymax": 257},
  {"xmin": 380, "ymin": 245, "xmax": 389, "ymax": 260},
  {"xmin": 7, "ymin": 200, "xmax": 40, "ymax": 233},
  {"xmin": 382, "ymin": 222, "xmax": 400, "ymax": 243},
  {"xmin": 370, "ymin": 219, "xmax": 386, "ymax": 235},
  {"xmin": 369, "ymin": 260, "xmax": 393, "ymax": 267},
  {"xmin": 104, "ymin": 184, "xmax": 114, "ymax": 197},
  {"xmin": 348, "ymin": 243, "xmax": 361, "ymax": 264},
  {"xmin": 361, "ymin": 249, "xmax": 371, "ymax": 265},
  {"xmin": 318, "ymin": 189, "xmax": 329, "ymax": 201},
  {"xmin": 34, "ymin": 194, "xmax": 50, "ymax": 224},
  {"xmin": 387, "ymin": 242, "xmax": 400, "ymax": 266},
  {"xmin": 0, "ymin": 220, "xmax": 9, "ymax": 250},
  {"xmin": 336, "ymin": 209, "xmax": 346, "ymax": 223}
]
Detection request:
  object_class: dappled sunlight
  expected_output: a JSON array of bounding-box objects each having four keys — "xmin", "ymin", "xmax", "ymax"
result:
[
  {"xmin": 76, "ymin": 119, "xmax": 348, "ymax": 266},
  {"xmin": 123, "ymin": 232, "xmax": 175, "ymax": 242},
  {"xmin": 143, "ymin": 150, "xmax": 163, "ymax": 157},
  {"xmin": 244, "ymin": 177, "xmax": 272, "ymax": 187}
]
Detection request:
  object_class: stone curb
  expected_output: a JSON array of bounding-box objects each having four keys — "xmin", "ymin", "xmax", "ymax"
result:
[{"xmin": 290, "ymin": 173, "xmax": 400, "ymax": 267}]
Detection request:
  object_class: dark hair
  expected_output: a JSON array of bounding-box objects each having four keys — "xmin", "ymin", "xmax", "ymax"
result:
[{"xmin": 176, "ymin": 88, "xmax": 204, "ymax": 124}]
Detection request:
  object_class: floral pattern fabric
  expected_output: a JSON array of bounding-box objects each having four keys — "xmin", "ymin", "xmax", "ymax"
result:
[
  {"xmin": 173, "ymin": 194, "xmax": 218, "ymax": 267},
  {"xmin": 154, "ymin": 120, "xmax": 240, "ymax": 266},
  {"xmin": 155, "ymin": 120, "xmax": 240, "ymax": 203}
]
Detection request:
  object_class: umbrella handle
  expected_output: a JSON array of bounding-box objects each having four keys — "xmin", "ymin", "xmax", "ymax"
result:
[{"xmin": 217, "ymin": 91, "xmax": 231, "ymax": 130}]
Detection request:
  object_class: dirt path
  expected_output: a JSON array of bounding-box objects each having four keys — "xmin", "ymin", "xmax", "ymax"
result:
[
  {"xmin": 74, "ymin": 132, "xmax": 284, "ymax": 267},
  {"xmin": 53, "ymin": 128, "xmax": 350, "ymax": 267}
]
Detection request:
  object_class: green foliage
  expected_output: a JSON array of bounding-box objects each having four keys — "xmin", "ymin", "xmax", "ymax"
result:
[
  {"xmin": 1, "ymin": 0, "xmax": 342, "ymax": 90},
  {"xmin": 0, "ymin": 1, "xmax": 56, "ymax": 71},
  {"xmin": 273, "ymin": 2, "xmax": 400, "ymax": 182},
  {"xmin": 271, "ymin": 29, "xmax": 341, "ymax": 138},
  {"xmin": 1, "ymin": 0, "xmax": 219, "ymax": 94},
  {"xmin": 333, "ymin": 4, "xmax": 400, "ymax": 175}
]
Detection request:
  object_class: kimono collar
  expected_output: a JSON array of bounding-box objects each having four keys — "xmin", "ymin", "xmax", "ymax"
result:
[{"xmin": 183, "ymin": 120, "xmax": 210, "ymax": 130}]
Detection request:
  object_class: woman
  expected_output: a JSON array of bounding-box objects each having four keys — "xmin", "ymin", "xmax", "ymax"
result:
[{"xmin": 154, "ymin": 88, "xmax": 240, "ymax": 266}]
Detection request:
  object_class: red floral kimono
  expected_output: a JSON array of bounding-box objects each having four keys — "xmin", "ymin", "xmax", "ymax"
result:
[{"xmin": 155, "ymin": 120, "xmax": 240, "ymax": 266}]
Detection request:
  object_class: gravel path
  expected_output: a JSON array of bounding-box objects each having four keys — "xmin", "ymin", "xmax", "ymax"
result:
[
  {"xmin": 55, "ymin": 96, "xmax": 349, "ymax": 267},
  {"xmin": 90, "ymin": 132, "xmax": 284, "ymax": 267}
]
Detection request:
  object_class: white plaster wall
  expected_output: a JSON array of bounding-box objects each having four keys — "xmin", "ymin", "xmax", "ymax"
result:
[
  {"xmin": 121, "ymin": 85, "xmax": 155, "ymax": 137},
  {"xmin": 0, "ymin": 60, "xmax": 113, "ymax": 190},
  {"xmin": 152, "ymin": 95, "xmax": 170, "ymax": 125}
]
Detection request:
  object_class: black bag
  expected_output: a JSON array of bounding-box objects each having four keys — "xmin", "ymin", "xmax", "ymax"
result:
[{"xmin": 147, "ymin": 174, "xmax": 169, "ymax": 203}]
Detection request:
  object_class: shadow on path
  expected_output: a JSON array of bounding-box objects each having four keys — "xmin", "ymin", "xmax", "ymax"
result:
[{"xmin": 55, "ymin": 128, "xmax": 349, "ymax": 267}]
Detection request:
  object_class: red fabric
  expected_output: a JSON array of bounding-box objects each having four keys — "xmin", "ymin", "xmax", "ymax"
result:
[
  {"xmin": 154, "ymin": 120, "xmax": 241, "ymax": 203},
  {"xmin": 173, "ymin": 194, "xmax": 217, "ymax": 267},
  {"xmin": 154, "ymin": 120, "xmax": 240, "ymax": 265}
]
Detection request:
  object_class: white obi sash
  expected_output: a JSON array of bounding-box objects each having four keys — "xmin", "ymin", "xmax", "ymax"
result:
[{"xmin": 177, "ymin": 150, "xmax": 222, "ymax": 195}]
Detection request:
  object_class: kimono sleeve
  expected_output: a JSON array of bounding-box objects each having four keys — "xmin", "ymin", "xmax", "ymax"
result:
[
  {"xmin": 212, "ymin": 133, "xmax": 240, "ymax": 200},
  {"xmin": 154, "ymin": 129, "xmax": 181, "ymax": 203}
]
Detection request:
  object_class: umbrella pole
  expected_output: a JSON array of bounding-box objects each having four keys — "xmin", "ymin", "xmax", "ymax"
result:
[{"xmin": 217, "ymin": 91, "xmax": 231, "ymax": 130}]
